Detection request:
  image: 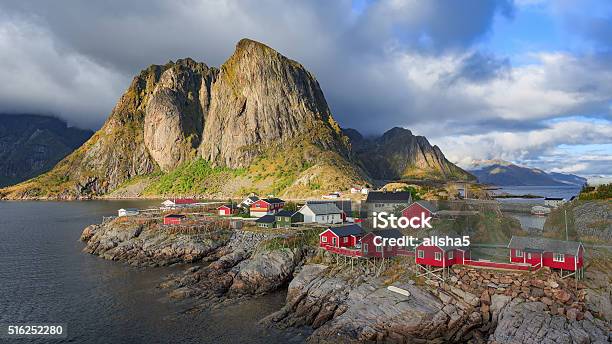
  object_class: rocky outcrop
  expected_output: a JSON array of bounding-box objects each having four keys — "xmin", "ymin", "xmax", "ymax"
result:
[
  {"xmin": 491, "ymin": 299, "xmax": 609, "ymax": 344},
  {"xmin": 346, "ymin": 127, "xmax": 474, "ymax": 181},
  {"xmin": 162, "ymin": 247, "xmax": 303, "ymax": 302},
  {"xmin": 265, "ymin": 264, "xmax": 484, "ymax": 343},
  {"xmin": 80, "ymin": 216, "xmax": 231, "ymax": 267}
]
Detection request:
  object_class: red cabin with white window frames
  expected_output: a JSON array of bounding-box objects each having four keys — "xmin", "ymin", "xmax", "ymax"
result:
[
  {"xmin": 508, "ymin": 236, "xmax": 584, "ymax": 271},
  {"xmin": 360, "ymin": 229, "xmax": 414, "ymax": 258},
  {"xmin": 217, "ymin": 205, "xmax": 236, "ymax": 216},
  {"xmin": 319, "ymin": 224, "xmax": 364, "ymax": 248},
  {"xmin": 415, "ymin": 242, "xmax": 469, "ymax": 267}
]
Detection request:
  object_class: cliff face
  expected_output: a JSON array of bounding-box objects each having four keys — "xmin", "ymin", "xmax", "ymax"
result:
[
  {"xmin": 0, "ymin": 114, "xmax": 92, "ymax": 187},
  {"xmin": 1, "ymin": 39, "xmax": 361, "ymax": 199},
  {"xmin": 347, "ymin": 127, "xmax": 474, "ymax": 181},
  {"xmin": 144, "ymin": 59, "xmax": 217, "ymax": 171},
  {"xmin": 200, "ymin": 39, "xmax": 347, "ymax": 168}
]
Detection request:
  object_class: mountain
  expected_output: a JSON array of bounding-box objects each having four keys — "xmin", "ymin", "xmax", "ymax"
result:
[
  {"xmin": 1, "ymin": 39, "xmax": 470, "ymax": 199},
  {"xmin": 0, "ymin": 114, "xmax": 92, "ymax": 187},
  {"xmin": 468, "ymin": 160, "xmax": 587, "ymax": 186},
  {"xmin": 345, "ymin": 127, "xmax": 474, "ymax": 181},
  {"xmin": 0, "ymin": 39, "xmax": 364, "ymax": 199}
]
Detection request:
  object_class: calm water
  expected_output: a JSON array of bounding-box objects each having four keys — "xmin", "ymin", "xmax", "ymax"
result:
[
  {"xmin": 0, "ymin": 201, "xmax": 300, "ymax": 344},
  {"xmin": 491, "ymin": 185, "xmax": 581, "ymax": 204}
]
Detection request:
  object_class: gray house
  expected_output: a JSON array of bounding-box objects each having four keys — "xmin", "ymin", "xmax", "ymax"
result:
[
  {"xmin": 298, "ymin": 203, "xmax": 343, "ymax": 224},
  {"xmin": 362, "ymin": 191, "xmax": 412, "ymax": 217}
]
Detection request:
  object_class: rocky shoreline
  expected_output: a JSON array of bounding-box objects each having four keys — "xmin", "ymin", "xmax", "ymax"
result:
[{"xmin": 80, "ymin": 219, "xmax": 611, "ymax": 343}]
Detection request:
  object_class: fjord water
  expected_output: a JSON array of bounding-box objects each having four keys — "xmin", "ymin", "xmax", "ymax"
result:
[{"xmin": 0, "ymin": 201, "xmax": 297, "ymax": 344}]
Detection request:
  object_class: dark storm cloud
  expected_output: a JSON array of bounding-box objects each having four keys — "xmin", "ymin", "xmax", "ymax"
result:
[{"xmin": 0, "ymin": 0, "xmax": 514, "ymax": 130}]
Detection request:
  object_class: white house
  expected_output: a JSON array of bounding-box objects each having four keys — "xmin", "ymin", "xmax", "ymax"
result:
[
  {"xmin": 298, "ymin": 203, "xmax": 343, "ymax": 224},
  {"xmin": 240, "ymin": 195, "xmax": 260, "ymax": 208},
  {"xmin": 118, "ymin": 208, "xmax": 139, "ymax": 217},
  {"xmin": 544, "ymin": 197, "xmax": 565, "ymax": 208},
  {"xmin": 161, "ymin": 200, "xmax": 176, "ymax": 209}
]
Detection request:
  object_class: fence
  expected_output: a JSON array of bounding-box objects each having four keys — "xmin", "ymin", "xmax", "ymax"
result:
[{"xmin": 463, "ymin": 259, "xmax": 534, "ymax": 271}]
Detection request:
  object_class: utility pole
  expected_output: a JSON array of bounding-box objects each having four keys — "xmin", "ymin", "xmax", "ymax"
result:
[{"xmin": 564, "ymin": 209, "xmax": 568, "ymax": 241}]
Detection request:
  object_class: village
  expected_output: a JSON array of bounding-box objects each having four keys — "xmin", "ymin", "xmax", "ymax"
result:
[{"xmin": 115, "ymin": 188, "xmax": 586, "ymax": 285}]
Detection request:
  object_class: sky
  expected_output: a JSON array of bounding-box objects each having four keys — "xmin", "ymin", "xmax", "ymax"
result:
[{"xmin": 0, "ymin": 0, "xmax": 610, "ymax": 178}]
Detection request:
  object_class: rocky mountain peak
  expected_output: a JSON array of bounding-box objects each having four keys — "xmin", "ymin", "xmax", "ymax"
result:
[
  {"xmin": 380, "ymin": 127, "xmax": 413, "ymax": 141},
  {"xmin": 200, "ymin": 38, "xmax": 345, "ymax": 168}
]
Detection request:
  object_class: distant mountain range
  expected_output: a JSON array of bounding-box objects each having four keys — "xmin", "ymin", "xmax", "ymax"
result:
[
  {"xmin": 467, "ymin": 160, "xmax": 587, "ymax": 187},
  {"xmin": 0, "ymin": 114, "xmax": 93, "ymax": 187}
]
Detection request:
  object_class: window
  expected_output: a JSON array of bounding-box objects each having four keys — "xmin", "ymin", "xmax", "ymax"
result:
[
  {"xmin": 434, "ymin": 252, "xmax": 442, "ymax": 261},
  {"xmin": 527, "ymin": 253, "xmax": 531, "ymax": 259},
  {"xmin": 448, "ymin": 251, "xmax": 454, "ymax": 260},
  {"xmin": 515, "ymin": 249, "xmax": 523, "ymax": 257},
  {"xmin": 322, "ymin": 237, "xmax": 327, "ymax": 243},
  {"xmin": 343, "ymin": 237, "xmax": 348, "ymax": 243},
  {"xmin": 363, "ymin": 244, "xmax": 368, "ymax": 253},
  {"xmin": 376, "ymin": 245, "xmax": 382, "ymax": 252},
  {"xmin": 417, "ymin": 250, "xmax": 424, "ymax": 258},
  {"xmin": 553, "ymin": 253, "xmax": 565, "ymax": 262}
]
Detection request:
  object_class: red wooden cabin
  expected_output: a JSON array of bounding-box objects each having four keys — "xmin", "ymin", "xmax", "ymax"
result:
[
  {"xmin": 217, "ymin": 204, "xmax": 236, "ymax": 216},
  {"xmin": 508, "ymin": 236, "xmax": 584, "ymax": 271},
  {"xmin": 415, "ymin": 241, "xmax": 469, "ymax": 267},
  {"xmin": 360, "ymin": 229, "xmax": 413, "ymax": 258},
  {"xmin": 175, "ymin": 198, "xmax": 196, "ymax": 205},
  {"xmin": 319, "ymin": 224, "xmax": 365, "ymax": 248},
  {"xmin": 401, "ymin": 201, "xmax": 436, "ymax": 219},
  {"xmin": 250, "ymin": 198, "xmax": 285, "ymax": 217},
  {"xmin": 163, "ymin": 214, "xmax": 186, "ymax": 225}
]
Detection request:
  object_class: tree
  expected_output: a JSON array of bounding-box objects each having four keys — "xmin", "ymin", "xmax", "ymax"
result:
[{"xmin": 284, "ymin": 201, "xmax": 298, "ymax": 212}]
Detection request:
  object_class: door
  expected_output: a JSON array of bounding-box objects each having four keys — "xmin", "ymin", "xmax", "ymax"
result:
[
  {"xmin": 526, "ymin": 252, "xmax": 540, "ymax": 266},
  {"xmin": 332, "ymin": 237, "xmax": 337, "ymax": 247}
]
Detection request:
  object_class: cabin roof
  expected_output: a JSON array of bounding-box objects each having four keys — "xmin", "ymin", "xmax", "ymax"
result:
[
  {"xmin": 508, "ymin": 236, "xmax": 581, "ymax": 255},
  {"xmin": 262, "ymin": 197, "xmax": 285, "ymax": 204},
  {"xmin": 415, "ymin": 200, "xmax": 438, "ymax": 212},
  {"xmin": 275, "ymin": 210, "xmax": 296, "ymax": 217},
  {"xmin": 255, "ymin": 215, "xmax": 276, "ymax": 223},
  {"xmin": 301, "ymin": 203, "xmax": 342, "ymax": 215},
  {"xmin": 365, "ymin": 191, "xmax": 412, "ymax": 203},
  {"xmin": 328, "ymin": 224, "xmax": 365, "ymax": 237}
]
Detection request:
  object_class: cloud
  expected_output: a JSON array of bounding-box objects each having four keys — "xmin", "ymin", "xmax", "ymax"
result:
[
  {"xmin": 0, "ymin": 0, "xmax": 610, "ymax": 175},
  {"xmin": 0, "ymin": 14, "xmax": 127, "ymax": 128},
  {"xmin": 433, "ymin": 119, "xmax": 612, "ymax": 174}
]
